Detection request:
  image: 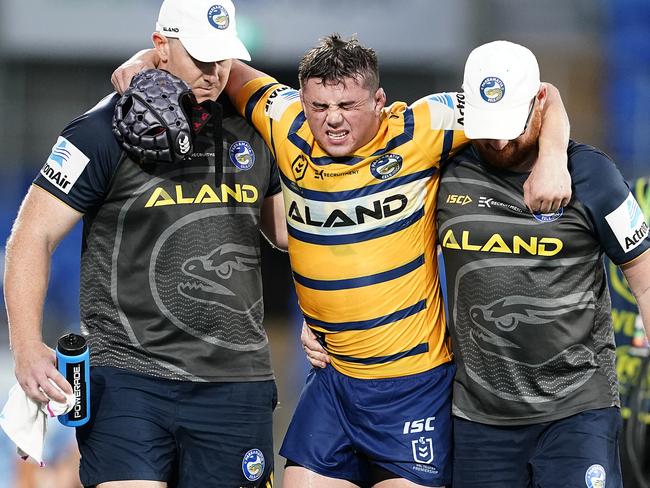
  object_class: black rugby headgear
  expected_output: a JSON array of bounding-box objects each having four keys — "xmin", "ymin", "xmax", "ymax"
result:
[{"xmin": 112, "ymin": 69, "xmax": 196, "ymax": 164}]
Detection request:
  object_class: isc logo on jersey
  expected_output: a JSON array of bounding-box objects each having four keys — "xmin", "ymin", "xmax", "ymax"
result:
[
  {"xmin": 605, "ymin": 192, "xmax": 649, "ymax": 253},
  {"xmin": 40, "ymin": 137, "xmax": 90, "ymax": 194}
]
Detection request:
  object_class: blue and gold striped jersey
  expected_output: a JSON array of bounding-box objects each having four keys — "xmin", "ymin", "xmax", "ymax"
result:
[{"xmin": 236, "ymin": 77, "xmax": 468, "ymax": 379}]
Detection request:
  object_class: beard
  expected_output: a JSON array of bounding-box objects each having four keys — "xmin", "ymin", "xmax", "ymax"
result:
[{"xmin": 473, "ymin": 110, "xmax": 542, "ymax": 172}]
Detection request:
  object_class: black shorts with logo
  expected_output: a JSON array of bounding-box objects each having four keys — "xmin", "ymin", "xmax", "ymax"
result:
[{"xmin": 76, "ymin": 367, "xmax": 276, "ymax": 487}]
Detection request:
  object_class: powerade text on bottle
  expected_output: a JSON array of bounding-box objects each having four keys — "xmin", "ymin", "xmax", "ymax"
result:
[{"xmin": 56, "ymin": 333, "xmax": 90, "ymax": 427}]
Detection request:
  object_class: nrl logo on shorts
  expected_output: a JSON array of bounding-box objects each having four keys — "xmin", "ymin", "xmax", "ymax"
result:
[{"xmin": 411, "ymin": 436, "xmax": 434, "ymax": 464}]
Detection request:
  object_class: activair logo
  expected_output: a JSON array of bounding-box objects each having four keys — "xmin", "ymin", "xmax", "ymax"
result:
[
  {"xmin": 628, "ymin": 197, "xmax": 642, "ymax": 226},
  {"xmin": 48, "ymin": 140, "xmax": 71, "ymax": 166},
  {"xmin": 40, "ymin": 136, "xmax": 90, "ymax": 194},
  {"xmin": 605, "ymin": 192, "xmax": 649, "ymax": 253},
  {"xmin": 264, "ymin": 86, "xmax": 299, "ymax": 121}
]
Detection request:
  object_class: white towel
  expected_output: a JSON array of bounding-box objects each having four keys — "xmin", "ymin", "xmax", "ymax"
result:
[{"xmin": 0, "ymin": 381, "xmax": 76, "ymax": 466}]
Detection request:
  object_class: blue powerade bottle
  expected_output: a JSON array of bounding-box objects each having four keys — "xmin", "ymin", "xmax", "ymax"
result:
[{"xmin": 56, "ymin": 333, "xmax": 90, "ymax": 427}]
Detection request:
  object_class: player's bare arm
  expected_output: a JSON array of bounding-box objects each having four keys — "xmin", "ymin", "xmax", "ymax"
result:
[
  {"xmin": 111, "ymin": 49, "xmax": 160, "ymax": 94},
  {"xmin": 111, "ymin": 51, "xmax": 269, "ymax": 99},
  {"xmin": 621, "ymin": 249, "xmax": 650, "ymax": 338},
  {"xmin": 224, "ymin": 60, "xmax": 270, "ymax": 100},
  {"xmin": 260, "ymin": 192, "xmax": 288, "ymax": 251},
  {"xmin": 5, "ymin": 186, "xmax": 80, "ymax": 403},
  {"xmin": 525, "ymin": 82, "xmax": 571, "ymax": 213}
]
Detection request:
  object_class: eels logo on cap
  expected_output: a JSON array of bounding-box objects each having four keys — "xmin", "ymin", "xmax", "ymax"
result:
[
  {"xmin": 207, "ymin": 5, "xmax": 229, "ymax": 30},
  {"xmin": 480, "ymin": 77, "xmax": 505, "ymax": 103}
]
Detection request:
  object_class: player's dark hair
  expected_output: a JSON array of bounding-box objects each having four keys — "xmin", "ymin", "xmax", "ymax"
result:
[{"xmin": 298, "ymin": 34, "xmax": 380, "ymax": 91}]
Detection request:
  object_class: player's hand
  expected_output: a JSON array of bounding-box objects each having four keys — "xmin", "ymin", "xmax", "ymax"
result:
[
  {"xmin": 12, "ymin": 340, "xmax": 72, "ymax": 404},
  {"xmin": 301, "ymin": 322, "xmax": 330, "ymax": 368},
  {"xmin": 523, "ymin": 150, "xmax": 571, "ymax": 213},
  {"xmin": 111, "ymin": 49, "xmax": 159, "ymax": 94}
]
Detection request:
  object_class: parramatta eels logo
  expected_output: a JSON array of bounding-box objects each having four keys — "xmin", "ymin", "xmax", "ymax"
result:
[
  {"xmin": 207, "ymin": 5, "xmax": 229, "ymax": 30},
  {"xmin": 370, "ymin": 154, "xmax": 403, "ymax": 180},
  {"xmin": 480, "ymin": 77, "xmax": 505, "ymax": 103},
  {"xmin": 242, "ymin": 448, "xmax": 265, "ymax": 482},
  {"xmin": 178, "ymin": 244, "xmax": 259, "ymax": 303},
  {"xmin": 229, "ymin": 141, "xmax": 255, "ymax": 170},
  {"xmin": 464, "ymin": 293, "xmax": 597, "ymax": 401},
  {"xmin": 532, "ymin": 207, "xmax": 563, "ymax": 223},
  {"xmin": 585, "ymin": 464, "xmax": 606, "ymax": 488}
]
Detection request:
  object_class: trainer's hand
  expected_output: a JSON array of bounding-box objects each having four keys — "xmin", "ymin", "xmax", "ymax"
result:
[
  {"xmin": 13, "ymin": 340, "xmax": 72, "ymax": 404},
  {"xmin": 523, "ymin": 150, "xmax": 571, "ymax": 213},
  {"xmin": 301, "ymin": 322, "xmax": 330, "ymax": 368},
  {"xmin": 111, "ymin": 49, "xmax": 159, "ymax": 94}
]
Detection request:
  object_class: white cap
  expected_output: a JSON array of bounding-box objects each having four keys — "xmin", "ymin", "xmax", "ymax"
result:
[
  {"xmin": 156, "ymin": 0, "xmax": 251, "ymax": 63},
  {"xmin": 462, "ymin": 40, "xmax": 541, "ymax": 140}
]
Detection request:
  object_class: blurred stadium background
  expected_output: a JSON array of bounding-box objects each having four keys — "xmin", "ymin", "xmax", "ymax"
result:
[{"xmin": 0, "ymin": 0, "xmax": 647, "ymax": 486}]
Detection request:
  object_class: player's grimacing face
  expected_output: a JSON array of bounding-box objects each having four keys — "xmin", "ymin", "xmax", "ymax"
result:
[
  {"xmin": 163, "ymin": 38, "xmax": 232, "ymax": 103},
  {"xmin": 300, "ymin": 76, "xmax": 385, "ymax": 158}
]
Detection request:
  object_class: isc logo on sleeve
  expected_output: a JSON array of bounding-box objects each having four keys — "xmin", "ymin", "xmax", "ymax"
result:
[
  {"xmin": 605, "ymin": 192, "xmax": 649, "ymax": 253},
  {"xmin": 40, "ymin": 136, "xmax": 90, "ymax": 194}
]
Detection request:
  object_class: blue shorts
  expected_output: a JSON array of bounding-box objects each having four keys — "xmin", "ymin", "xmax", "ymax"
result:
[
  {"xmin": 280, "ymin": 363, "xmax": 455, "ymax": 487},
  {"xmin": 76, "ymin": 367, "xmax": 276, "ymax": 487},
  {"xmin": 453, "ymin": 407, "xmax": 623, "ymax": 488}
]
